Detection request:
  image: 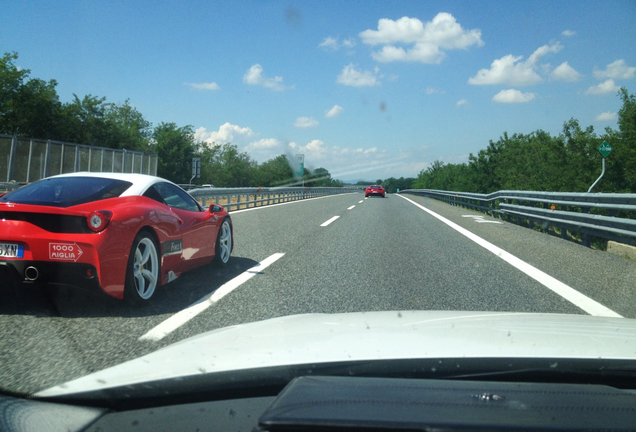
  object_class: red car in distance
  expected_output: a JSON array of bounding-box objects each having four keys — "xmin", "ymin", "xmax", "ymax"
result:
[
  {"xmin": 365, "ymin": 185, "xmax": 386, "ymax": 198},
  {"xmin": 0, "ymin": 173, "xmax": 233, "ymax": 304}
]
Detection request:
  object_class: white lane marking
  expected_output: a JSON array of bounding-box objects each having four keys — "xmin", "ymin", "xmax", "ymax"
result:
[
  {"xmin": 358, "ymin": 200, "xmax": 364, "ymax": 204},
  {"xmin": 462, "ymin": 214, "xmax": 502, "ymax": 224},
  {"xmin": 347, "ymin": 205, "xmax": 356, "ymax": 210},
  {"xmin": 230, "ymin": 193, "xmax": 359, "ymax": 214},
  {"xmin": 320, "ymin": 216, "xmax": 340, "ymax": 227},
  {"xmin": 398, "ymin": 195, "xmax": 622, "ymax": 318},
  {"xmin": 139, "ymin": 253, "xmax": 285, "ymax": 341}
]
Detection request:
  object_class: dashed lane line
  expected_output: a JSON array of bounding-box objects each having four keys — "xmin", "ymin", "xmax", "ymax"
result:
[
  {"xmin": 320, "ymin": 216, "xmax": 340, "ymax": 227},
  {"xmin": 139, "ymin": 253, "xmax": 286, "ymax": 341}
]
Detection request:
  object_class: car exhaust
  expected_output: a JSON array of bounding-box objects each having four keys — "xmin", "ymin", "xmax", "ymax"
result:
[{"xmin": 24, "ymin": 266, "xmax": 39, "ymax": 281}]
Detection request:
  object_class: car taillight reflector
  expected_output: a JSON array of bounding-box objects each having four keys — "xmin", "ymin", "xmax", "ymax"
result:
[{"xmin": 87, "ymin": 210, "xmax": 112, "ymax": 232}]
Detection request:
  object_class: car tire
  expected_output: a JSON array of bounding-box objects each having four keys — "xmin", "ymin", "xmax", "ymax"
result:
[
  {"xmin": 124, "ymin": 231, "xmax": 160, "ymax": 305},
  {"xmin": 213, "ymin": 219, "xmax": 232, "ymax": 266}
]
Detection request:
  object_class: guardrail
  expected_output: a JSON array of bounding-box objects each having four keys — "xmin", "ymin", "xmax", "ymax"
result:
[
  {"xmin": 0, "ymin": 182, "xmax": 23, "ymax": 193},
  {"xmin": 0, "ymin": 182, "xmax": 360, "ymax": 208},
  {"xmin": 399, "ymin": 189, "xmax": 636, "ymax": 247},
  {"xmin": 188, "ymin": 186, "xmax": 359, "ymax": 211}
]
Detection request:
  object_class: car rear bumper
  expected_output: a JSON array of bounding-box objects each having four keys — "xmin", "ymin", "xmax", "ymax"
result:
[{"xmin": 0, "ymin": 260, "xmax": 103, "ymax": 293}]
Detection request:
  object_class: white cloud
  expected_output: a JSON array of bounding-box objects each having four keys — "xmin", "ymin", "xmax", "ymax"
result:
[
  {"xmin": 184, "ymin": 82, "xmax": 220, "ymax": 90},
  {"xmin": 562, "ymin": 30, "xmax": 576, "ymax": 37},
  {"xmin": 195, "ymin": 123, "xmax": 255, "ymax": 145},
  {"xmin": 469, "ymin": 42, "xmax": 563, "ymax": 86},
  {"xmin": 319, "ymin": 37, "xmax": 356, "ymax": 50},
  {"xmin": 595, "ymin": 112, "xmax": 617, "ymax": 121},
  {"xmin": 337, "ymin": 63, "xmax": 380, "ymax": 87},
  {"xmin": 318, "ymin": 37, "xmax": 339, "ymax": 50},
  {"xmin": 246, "ymin": 138, "xmax": 281, "ymax": 150},
  {"xmin": 243, "ymin": 64, "xmax": 289, "ymax": 91},
  {"xmin": 294, "ymin": 117, "xmax": 319, "ymax": 128},
  {"xmin": 550, "ymin": 61, "xmax": 582, "ymax": 82},
  {"xmin": 456, "ymin": 99, "xmax": 468, "ymax": 107},
  {"xmin": 359, "ymin": 13, "xmax": 483, "ymax": 64},
  {"xmin": 586, "ymin": 79, "xmax": 620, "ymax": 95},
  {"xmin": 325, "ymin": 105, "xmax": 344, "ymax": 118},
  {"xmin": 593, "ymin": 59, "xmax": 636, "ymax": 80},
  {"xmin": 342, "ymin": 38, "xmax": 356, "ymax": 48},
  {"xmin": 492, "ymin": 89, "xmax": 536, "ymax": 103},
  {"xmin": 425, "ymin": 86, "xmax": 445, "ymax": 94}
]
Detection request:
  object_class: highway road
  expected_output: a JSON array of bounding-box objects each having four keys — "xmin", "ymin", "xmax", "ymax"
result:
[{"xmin": 1, "ymin": 192, "xmax": 635, "ymax": 395}]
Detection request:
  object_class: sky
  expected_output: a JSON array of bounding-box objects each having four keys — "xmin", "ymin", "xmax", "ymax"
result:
[{"xmin": 2, "ymin": 0, "xmax": 635, "ymax": 182}]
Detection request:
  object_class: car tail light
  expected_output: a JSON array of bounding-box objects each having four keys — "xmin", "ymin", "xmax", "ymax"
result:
[{"xmin": 87, "ymin": 210, "xmax": 112, "ymax": 232}]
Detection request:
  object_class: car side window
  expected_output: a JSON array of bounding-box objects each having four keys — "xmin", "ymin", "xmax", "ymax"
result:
[
  {"xmin": 143, "ymin": 186, "xmax": 166, "ymax": 204},
  {"xmin": 153, "ymin": 182, "xmax": 202, "ymax": 212}
]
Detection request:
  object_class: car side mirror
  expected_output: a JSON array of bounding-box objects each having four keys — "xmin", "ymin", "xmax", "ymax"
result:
[{"xmin": 209, "ymin": 204, "xmax": 223, "ymax": 213}]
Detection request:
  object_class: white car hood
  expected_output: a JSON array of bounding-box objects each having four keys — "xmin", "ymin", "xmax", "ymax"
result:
[{"xmin": 37, "ymin": 311, "xmax": 636, "ymax": 397}]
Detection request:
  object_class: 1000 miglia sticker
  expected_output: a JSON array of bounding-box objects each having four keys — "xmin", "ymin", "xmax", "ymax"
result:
[{"xmin": 49, "ymin": 243, "xmax": 83, "ymax": 262}]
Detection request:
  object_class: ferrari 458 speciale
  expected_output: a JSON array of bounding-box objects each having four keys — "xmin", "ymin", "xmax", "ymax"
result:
[{"xmin": 0, "ymin": 173, "xmax": 233, "ymax": 304}]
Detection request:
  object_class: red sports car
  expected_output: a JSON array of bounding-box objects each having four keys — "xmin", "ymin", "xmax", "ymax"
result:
[
  {"xmin": 365, "ymin": 185, "xmax": 385, "ymax": 198},
  {"xmin": 0, "ymin": 173, "xmax": 233, "ymax": 304}
]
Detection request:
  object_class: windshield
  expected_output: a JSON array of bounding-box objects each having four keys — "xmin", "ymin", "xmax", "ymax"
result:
[{"xmin": 0, "ymin": 1, "xmax": 635, "ymax": 402}]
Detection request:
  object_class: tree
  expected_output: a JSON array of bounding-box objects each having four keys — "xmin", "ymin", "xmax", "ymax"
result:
[
  {"xmin": 152, "ymin": 123, "xmax": 195, "ymax": 183},
  {"xmin": 255, "ymin": 155, "xmax": 294, "ymax": 186},
  {"xmin": 0, "ymin": 51, "xmax": 63, "ymax": 139},
  {"xmin": 199, "ymin": 142, "xmax": 257, "ymax": 187},
  {"xmin": 102, "ymin": 100, "xmax": 152, "ymax": 151},
  {"xmin": 57, "ymin": 94, "xmax": 108, "ymax": 145},
  {"xmin": 616, "ymin": 87, "xmax": 636, "ymax": 191}
]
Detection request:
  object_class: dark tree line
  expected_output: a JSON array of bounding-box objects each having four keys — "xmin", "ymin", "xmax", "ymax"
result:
[
  {"xmin": 1, "ymin": 51, "xmax": 343, "ymax": 187},
  {"xmin": 413, "ymin": 88, "xmax": 636, "ymax": 194}
]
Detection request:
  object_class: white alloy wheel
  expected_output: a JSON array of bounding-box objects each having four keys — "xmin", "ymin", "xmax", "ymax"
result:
[
  {"xmin": 215, "ymin": 220, "xmax": 232, "ymax": 264},
  {"xmin": 132, "ymin": 236, "xmax": 159, "ymax": 300}
]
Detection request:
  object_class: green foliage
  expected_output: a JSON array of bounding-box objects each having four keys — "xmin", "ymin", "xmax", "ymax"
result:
[
  {"xmin": 380, "ymin": 177, "xmax": 415, "ymax": 193},
  {"xmin": 0, "ymin": 52, "xmax": 62, "ymax": 139},
  {"xmin": 303, "ymin": 167, "xmax": 344, "ymax": 187},
  {"xmin": 254, "ymin": 155, "xmax": 294, "ymax": 186},
  {"xmin": 152, "ymin": 123, "xmax": 196, "ymax": 184},
  {"xmin": 617, "ymin": 88, "xmax": 636, "ymax": 191},
  {"xmin": 412, "ymin": 88, "xmax": 635, "ymax": 194},
  {"xmin": 1, "ymin": 51, "xmax": 152, "ymax": 151}
]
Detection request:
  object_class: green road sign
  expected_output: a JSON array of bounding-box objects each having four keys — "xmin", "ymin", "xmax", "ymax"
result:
[
  {"xmin": 597, "ymin": 141, "xmax": 613, "ymax": 158},
  {"xmin": 294, "ymin": 154, "xmax": 304, "ymax": 177}
]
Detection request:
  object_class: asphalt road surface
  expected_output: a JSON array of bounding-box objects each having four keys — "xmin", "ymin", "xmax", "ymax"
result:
[{"xmin": 1, "ymin": 192, "xmax": 635, "ymax": 394}]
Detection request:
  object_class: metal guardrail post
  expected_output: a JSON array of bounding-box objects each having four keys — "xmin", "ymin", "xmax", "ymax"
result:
[
  {"xmin": 23, "ymin": 139, "xmax": 32, "ymax": 182},
  {"xmin": 44, "ymin": 140, "xmax": 51, "ymax": 178},
  {"xmin": 7, "ymin": 135, "xmax": 17, "ymax": 182}
]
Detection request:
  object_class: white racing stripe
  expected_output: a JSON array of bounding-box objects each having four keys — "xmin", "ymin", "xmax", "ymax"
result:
[
  {"xmin": 347, "ymin": 205, "xmax": 356, "ymax": 210},
  {"xmin": 139, "ymin": 253, "xmax": 285, "ymax": 341},
  {"xmin": 320, "ymin": 216, "xmax": 340, "ymax": 227},
  {"xmin": 398, "ymin": 194, "xmax": 622, "ymax": 318}
]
